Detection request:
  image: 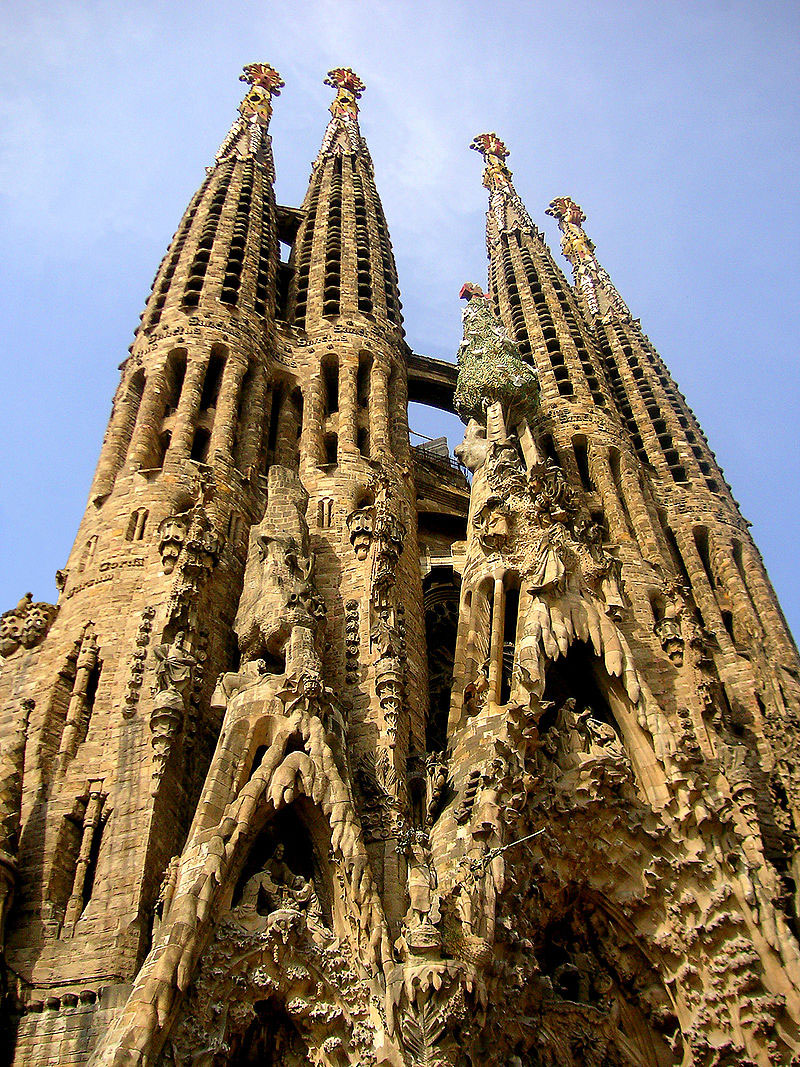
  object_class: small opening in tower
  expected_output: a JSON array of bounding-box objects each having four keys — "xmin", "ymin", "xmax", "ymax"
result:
[
  {"xmin": 201, "ymin": 347, "xmax": 227, "ymax": 411},
  {"xmin": 323, "ymin": 359, "xmax": 339, "ymax": 415},
  {"xmin": 357, "ymin": 352, "xmax": 372, "ymax": 408},
  {"xmin": 357, "ymin": 427, "xmax": 369, "ymax": 458},
  {"xmin": 190, "ymin": 427, "xmax": 211, "ymax": 463},
  {"xmin": 155, "ymin": 430, "xmax": 171, "ymax": 469},
  {"xmin": 572, "ymin": 436, "xmax": 594, "ymax": 493},
  {"xmin": 322, "ymin": 432, "xmax": 338, "ymax": 467}
]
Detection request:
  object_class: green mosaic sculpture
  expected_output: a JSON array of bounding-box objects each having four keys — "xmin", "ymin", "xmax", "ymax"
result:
[{"xmin": 453, "ymin": 283, "xmax": 539, "ymax": 426}]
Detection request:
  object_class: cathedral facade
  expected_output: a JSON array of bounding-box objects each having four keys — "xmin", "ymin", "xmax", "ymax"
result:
[{"xmin": 1, "ymin": 64, "xmax": 799, "ymax": 1066}]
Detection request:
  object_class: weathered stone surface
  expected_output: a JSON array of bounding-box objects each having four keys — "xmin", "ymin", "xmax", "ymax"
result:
[{"xmin": 1, "ymin": 65, "xmax": 798, "ymax": 1067}]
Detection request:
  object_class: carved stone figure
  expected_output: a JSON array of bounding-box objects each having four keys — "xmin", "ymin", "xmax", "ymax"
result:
[
  {"xmin": 234, "ymin": 844, "xmax": 321, "ymax": 931},
  {"xmin": 149, "ymin": 631, "xmax": 197, "ymax": 791},
  {"xmin": 474, "ymin": 496, "xmax": 511, "ymax": 552},
  {"xmin": 234, "ymin": 466, "xmax": 326, "ymax": 681},
  {"xmin": 345, "ymin": 506, "xmax": 375, "ymax": 560},
  {"xmin": 157, "ymin": 513, "xmax": 189, "ymax": 574},
  {"xmin": 454, "ymin": 418, "xmax": 489, "ymax": 472}
]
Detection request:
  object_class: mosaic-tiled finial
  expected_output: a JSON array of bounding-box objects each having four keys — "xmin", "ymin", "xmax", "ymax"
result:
[
  {"xmin": 546, "ymin": 195, "xmax": 586, "ymax": 228},
  {"xmin": 240, "ymin": 63, "xmax": 285, "ymax": 96},
  {"xmin": 325, "ymin": 67, "xmax": 366, "ymax": 119},
  {"xmin": 470, "ymin": 132, "xmax": 518, "ymax": 198},
  {"xmin": 470, "ymin": 132, "xmax": 509, "ymax": 163},
  {"xmin": 237, "ymin": 63, "xmax": 284, "ymax": 125}
]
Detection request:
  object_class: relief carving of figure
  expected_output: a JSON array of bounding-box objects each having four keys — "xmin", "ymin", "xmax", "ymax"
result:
[
  {"xmin": 234, "ymin": 844, "xmax": 322, "ymax": 932},
  {"xmin": 234, "ymin": 466, "xmax": 326, "ymax": 681},
  {"xmin": 474, "ymin": 496, "xmax": 511, "ymax": 553}
]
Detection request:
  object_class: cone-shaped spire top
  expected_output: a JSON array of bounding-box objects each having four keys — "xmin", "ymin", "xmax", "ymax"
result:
[
  {"xmin": 288, "ymin": 67, "xmax": 402, "ymax": 328},
  {"xmin": 213, "ymin": 62, "xmax": 284, "ymax": 176},
  {"xmin": 546, "ymin": 196, "xmax": 631, "ymax": 320},
  {"xmin": 471, "ymin": 132, "xmax": 537, "ymax": 242},
  {"xmin": 315, "ymin": 67, "xmax": 370, "ymax": 164}
]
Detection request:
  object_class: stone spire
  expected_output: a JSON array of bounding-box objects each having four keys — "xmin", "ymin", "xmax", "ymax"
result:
[
  {"xmin": 288, "ymin": 68, "xmax": 402, "ymax": 329},
  {"xmin": 471, "ymin": 133, "xmax": 613, "ymax": 410},
  {"xmin": 470, "ymin": 132, "xmax": 538, "ymax": 245},
  {"xmin": 213, "ymin": 62, "xmax": 284, "ymax": 178},
  {"xmin": 315, "ymin": 67, "xmax": 368, "ymax": 164},
  {"xmin": 546, "ymin": 196, "xmax": 631, "ymax": 320},
  {"xmin": 0, "ymin": 699, "xmax": 31, "ymax": 951}
]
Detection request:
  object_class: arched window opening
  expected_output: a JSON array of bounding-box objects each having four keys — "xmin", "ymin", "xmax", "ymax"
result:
[
  {"xmin": 163, "ymin": 349, "xmax": 187, "ymax": 417},
  {"xmin": 693, "ymin": 526, "xmax": 716, "ymax": 589},
  {"xmin": 323, "ymin": 359, "xmax": 339, "ymax": 415},
  {"xmin": 79, "ymin": 535, "xmax": 98, "ymax": 572},
  {"xmin": 266, "ymin": 385, "xmax": 283, "ymax": 461},
  {"xmin": 155, "ymin": 429, "xmax": 171, "ymax": 470},
  {"xmin": 190, "ymin": 427, "xmax": 211, "ymax": 464},
  {"xmin": 500, "ymin": 576, "xmax": 520, "ymax": 705},
  {"xmin": 200, "ymin": 347, "xmax": 227, "ymax": 412},
  {"xmin": 322, "ymin": 432, "xmax": 338, "ymax": 467},
  {"xmin": 317, "ymin": 498, "xmax": 334, "ymax": 529},
  {"xmin": 357, "ymin": 352, "xmax": 372, "ymax": 408},
  {"xmin": 572, "ymin": 436, "xmax": 594, "ymax": 493},
  {"xmin": 357, "ymin": 427, "xmax": 370, "ymax": 458},
  {"xmin": 424, "ymin": 567, "xmax": 462, "ymax": 752},
  {"xmin": 649, "ymin": 591, "xmax": 666, "ymax": 624},
  {"xmin": 125, "ymin": 508, "xmax": 148, "ymax": 542}
]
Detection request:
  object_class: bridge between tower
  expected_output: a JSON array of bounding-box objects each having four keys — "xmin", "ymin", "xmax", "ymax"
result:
[{"xmin": 406, "ymin": 351, "xmax": 458, "ymax": 413}]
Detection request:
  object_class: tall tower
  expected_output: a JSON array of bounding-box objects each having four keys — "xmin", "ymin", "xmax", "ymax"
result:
[{"xmin": 1, "ymin": 67, "xmax": 799, "ymax": 1067}]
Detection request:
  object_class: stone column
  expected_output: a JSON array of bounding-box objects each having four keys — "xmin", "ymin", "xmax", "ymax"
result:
[
  {"xmin": 58, "ymin": 629, "xmax": 99, "ymax": 771},
  {"xmin": 618, "ymin": 454, "xmax": 661, "ymax": 560},
  {"xmin": 210, "ymin": 356, "xmax": 248, "ymax": 460},
  {"xmin": 127, "ymin": 361, "xmax": 170, "ymax": 469},
  {"xmin": 339, "ymin": 358, "xmax": 358, "ymax": 453},
  {"xmin": 487, "ymin": 575, "xmax": 505, "ymax": 707},
  {"xmin": 301, "ymin": 373, "xmax": 326, "ymax": 476},
  {"xmin": 588, "ymin": 444, "xmax": 630, "ymax": 542},
  {"xmin": 90, "ymin": 376, "xmax": 142, "ymax": 501},
  {"xmin": 171, "ymin": 351, "xmax": 211, "ymax": 458},
  {"xmin": 370, "ymin": 361, "xmax": 390, "ymax": 455},
  {"xmin": 238, "ymin": 370, "xmax": 270, "ymax": 474},
  {"xmin": 673, "ymin": 525, "xmax": 734, "ymax": 655},
  {"xmin": 62, "ymin": 784, "xmax": 105, "ymax": 935}
]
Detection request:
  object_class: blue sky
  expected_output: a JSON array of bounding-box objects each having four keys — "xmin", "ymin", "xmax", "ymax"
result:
[{"xmin": 0, "ymin": 0, "xmax": 798, "ymax": 640}]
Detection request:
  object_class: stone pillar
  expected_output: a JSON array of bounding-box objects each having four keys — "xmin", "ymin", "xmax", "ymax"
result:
[
  {"xmin": 673, "ymin": 525, "xmax": 734, "ymax": 655},
  {"xmin": 487, "ymin": 575, "xmax": 505, "ymax": 706},
  {"xmin": 301, "ymin": 373, "xmax": 326, "ymax": 476},
  {"xmin": 370, "ymin": 361, "xmax": 390, "ymax": 455},
  {"xmin": 339, "ymin": 358, "xmax": 358, "ymax": 452},
  {"xmin": 239, "ymin": 370, "xmax": 270, "ymax": 474},
  {"xmin": 619, "ymin": 454, "xmax": 661, "ymax": 560},
  {"xmin": 588, "ymin": 444, "xmax": 630, "ymax": 542},
  {"xmin": 388, "ymin": 363, "xmax": 410, "ymax": 462},
  {"xmin": 58, "ymin": 628, "xmax": 99, "ymax": 771},
  {"xmin": 171, "ymin": 351, "xmax": 211, "ymax": 457},
  {"xmin": 62, "ymin": 784, "xmax": 105, "ymax": 935},
  {"xmin": 210, "ymin": 356, "xmax": 248, "ymax": 460},
  {"xmin": 90, "ymin": 376, "xmax": 142, "ymax": 500},
  {"xmin": 128, "ymin": 361, "xmax": 170, "ymax": 469}
]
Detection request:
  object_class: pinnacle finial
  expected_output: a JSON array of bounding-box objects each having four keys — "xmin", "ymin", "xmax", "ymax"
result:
[
  {"xmin": 213, "ymin": 63, "xmax": 283, "ymax": 170},
  {"xmin": 325, "ymin": 67, "xmax": 365, "ymax": 118},
  {"xmin": 470, "ymin": 132, "xmax": 535, "ymax": 237},
  {"xmin": 237, "ymin": 62, "xmax": 284, "ymax": 124},
  {"xmin": 470, "ymin": 132, "xmax": 509, "ymax": 163},
  {"xmin": 240, "ymin": 63, "xmax": 285, "ymax": 95},
  {"xmin": 546, "ymin": 195, "xmax": 631, "ymax": 319},
  {"xmin": 546, "ymin": 196, "xmax": 586, "ymax": 228}
]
